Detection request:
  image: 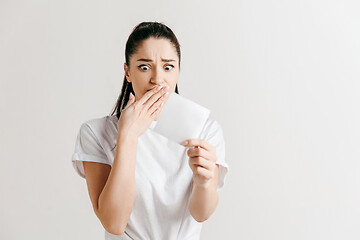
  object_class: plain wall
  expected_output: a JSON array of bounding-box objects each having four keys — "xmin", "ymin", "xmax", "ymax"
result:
[{"xmin": 0, "ymin": 0, "xmax": 359, "ymax": 239}]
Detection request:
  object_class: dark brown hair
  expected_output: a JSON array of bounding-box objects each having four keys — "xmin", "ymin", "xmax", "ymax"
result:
[{"xmin": 110, "ymin": 21, "xmax": 181, "ymax": 119}]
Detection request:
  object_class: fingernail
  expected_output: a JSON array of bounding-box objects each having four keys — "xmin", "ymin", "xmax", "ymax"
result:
[
  {"xmin": 156, "ymin": 86, "xmax": 162, "ymax": 91},
  {"xmin": 181, "ymin": 140, "xmax": 188, "ymax": 146},
  {"xmin": 165, "ymin": 86, "xmax": 170, "ymax": 91}
]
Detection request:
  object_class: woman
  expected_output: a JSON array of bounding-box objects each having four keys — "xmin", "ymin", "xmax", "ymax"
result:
[{"xmin": 71, "ymin": 21, "xmax": 229, "ymax": 240}]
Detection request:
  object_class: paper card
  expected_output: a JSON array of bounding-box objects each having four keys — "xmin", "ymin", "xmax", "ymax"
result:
[{"xmin": 152, "ymin": 92, "xmax": 211, "ymax": 145}]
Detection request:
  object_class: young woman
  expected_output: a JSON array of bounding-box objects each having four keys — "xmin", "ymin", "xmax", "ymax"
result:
[{"xmin": 72, "ymin": 21, "xmax": 229, "ymax": 240}]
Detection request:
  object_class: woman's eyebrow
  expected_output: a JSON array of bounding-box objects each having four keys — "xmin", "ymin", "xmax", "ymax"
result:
[{"xmin": 136, "ymin": 58, "xmax": 176, "ymax": 62}]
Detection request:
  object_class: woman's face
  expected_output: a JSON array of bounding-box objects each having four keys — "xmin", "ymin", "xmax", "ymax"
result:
[{"xmin": 124, "ymin": 37, "xmax": 180, "ymax": 101}]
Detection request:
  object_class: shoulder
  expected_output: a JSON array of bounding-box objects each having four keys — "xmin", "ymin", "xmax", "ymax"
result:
[
  {"xmin": 81, "ymin": 115, "xmax": 111, "ymax": 128},
  {"xmin": 80, "ymin": 115, "xmax": 117, "ymax": 132},
  {"xmin": 79, "ymin": 115, "xmax": 118, "ymax": 142}
]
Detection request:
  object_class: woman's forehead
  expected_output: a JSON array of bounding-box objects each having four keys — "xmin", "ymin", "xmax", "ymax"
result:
[{"xmin": 134, "ymin": 38, "xmax": 178, "ymax": 60}]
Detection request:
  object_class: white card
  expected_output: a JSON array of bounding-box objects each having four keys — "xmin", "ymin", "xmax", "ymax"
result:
[{"xmin": 152, "ymin": 92, "xmax": 211, "ymax": 145}]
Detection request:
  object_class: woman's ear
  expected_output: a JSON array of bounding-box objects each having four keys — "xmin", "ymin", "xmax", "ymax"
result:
[{"xmin": 124, "ymin": 63, "xmax": 131, "ymax": 82}]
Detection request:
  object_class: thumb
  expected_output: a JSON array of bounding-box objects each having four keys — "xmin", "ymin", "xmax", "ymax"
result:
[
  {"xmin": 129, "ymin": 92, "xmax": 135, "ymax": 101},
  {"xmin": 124, "ymin": 92, "xmax": 135, "ymax": 109}
]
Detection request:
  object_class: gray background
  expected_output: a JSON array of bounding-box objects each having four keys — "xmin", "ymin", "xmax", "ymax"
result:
[{"xmin": 1, "ymin": 0, "xmax": 359, "ymax": 239}]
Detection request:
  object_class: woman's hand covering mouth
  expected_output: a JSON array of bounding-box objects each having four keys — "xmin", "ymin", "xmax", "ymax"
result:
[{"xmin": 147, "ymin": 85, "xmax": 167, "ymax": 92}]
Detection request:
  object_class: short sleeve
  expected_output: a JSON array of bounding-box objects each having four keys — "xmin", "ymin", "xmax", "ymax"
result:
[
  {"xmin": 71, "ymin": 122, "xmax": 110, "ymax": 179},
  {"xmin": 200, "ymin": 118, "xmax": 230, "ymax": 192}
]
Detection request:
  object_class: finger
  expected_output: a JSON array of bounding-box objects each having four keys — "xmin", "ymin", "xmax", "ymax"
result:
[
  {"xmin": 188, "ymin": 160, "xmax": 197, "ymax": 173},
  {"xmin": 189, "ymin": 156, "xmax": 214, "ymax": 171},
  {"xmin": 143, "ymin": 86, "xmax": 169, "ymax": 111},
  {"xmin": 187, "ymin": 147, "xmax": 213, "ymax": 161},
  {"xmin": 123, "ymin": 92, "xmax": 136, "ymax": 110},
  {"xmin": 181, "ymin": 139, "xmax": 214, "ymax": 152},
  {"xmin": 149, "ymin": 102, "xmax": 163, "ymax": 120},
  {"xmin": 137, "ymin": 85, "xmax": 165, "ymax": 106},
  {"xmin": 189, "ymin": 161, "xmax": 204, "ymax": 174},
  {"xmin": 149, "ymin": 96, "xmax": 167, "ymax": 119},
  {"xmin": 195, "ymin": 165, "xmax": 213, "ymax": 180},
  {"xmin": 148, "ymin": 90, "xmax": 169, "ymax": 117}
]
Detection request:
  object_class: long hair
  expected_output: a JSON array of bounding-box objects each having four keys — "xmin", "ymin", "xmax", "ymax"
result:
[{"xmin": 110, "ymin": 22, "xmax": 181, "ymax": 120}]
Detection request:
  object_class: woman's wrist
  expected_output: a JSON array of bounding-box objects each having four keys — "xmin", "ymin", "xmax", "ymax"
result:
[{"xmin": 117, "ymin": 131, "xmax": 138, "ymax": 145}]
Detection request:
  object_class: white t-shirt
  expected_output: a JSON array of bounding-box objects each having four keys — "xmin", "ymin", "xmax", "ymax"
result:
[{"xmin": 71, "ymin": 114, "xmax": 229, "ymax": 240}]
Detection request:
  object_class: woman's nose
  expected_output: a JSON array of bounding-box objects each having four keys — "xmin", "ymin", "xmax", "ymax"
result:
[{"xmin": 151, "ymin": 67, "xmax": 165, "ymax": 85}]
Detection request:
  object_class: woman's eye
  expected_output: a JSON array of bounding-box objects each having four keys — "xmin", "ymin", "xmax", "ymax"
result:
[
  {"xmin": 138, "ymin": 65, "xmax": 149, "ymax": 71},
  {"xmin": 165, "ymin": 64, "xmax": 174, "ymax": 71},
  {"xmin": 138, "ymin": 64, "xmax": 174, "ymax": 71}
]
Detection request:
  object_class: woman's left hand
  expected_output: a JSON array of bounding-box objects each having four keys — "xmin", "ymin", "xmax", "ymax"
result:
[{"xmin": 181, "ymin": 139, "xmax": 218, "ymax": 188}]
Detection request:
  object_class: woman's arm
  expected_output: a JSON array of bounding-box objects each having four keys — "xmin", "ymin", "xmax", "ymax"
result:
[
  {"xmin": 188, "ymin": 164, "xmax": 219, "ymax": 222},
  {"xmin": 84, "ymin": 132, "xmax": 138, "ymax": 235},
  {"xmin": 182, "ymin": 139, "xmax": 220, "ymax": 222}
]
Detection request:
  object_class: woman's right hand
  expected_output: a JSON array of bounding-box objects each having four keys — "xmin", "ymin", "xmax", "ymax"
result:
[{"xmin": 117, "ymin": 85, "xmax": 170, "ymax": 139}]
